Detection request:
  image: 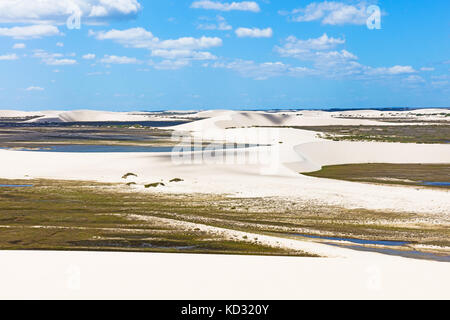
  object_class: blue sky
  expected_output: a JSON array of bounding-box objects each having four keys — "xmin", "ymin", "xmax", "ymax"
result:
[{"xmin": 0, "ymin": 0, "xmax": 448, "ymax": 111}]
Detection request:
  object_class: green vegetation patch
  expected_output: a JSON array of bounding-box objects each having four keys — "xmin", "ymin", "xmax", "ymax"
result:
[
  {"xmin": 0, "ymin": 178, "xmax": 448, "ymax": 257},
  {"xmin": 0, "ymin": 179, "xmax": 310, "ymax": 256},
  {"xmin": 304, "ymin": 163, "xmax": 450, "ymax": 189},
  {"xmin": 122, "ymin": 173, "xmax": 137, "ymax": 179},
  {"xmin": 292, "ymin": 125, "xmax": 450, "ymax": 144},
  {"xmin": 145, "ymin": 182, "xmax": 165, "ymax": 188}
]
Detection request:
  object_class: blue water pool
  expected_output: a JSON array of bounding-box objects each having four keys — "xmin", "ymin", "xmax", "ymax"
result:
[
  {"xmin": 421, "ymin": 181, "xmax": 450, "ymax": 187},
  {"xmin": 332, "ymin": 244, "xmax": 450, "ymax": 263},
  {"xmin": 3, "ymin": 143, "xmax": 261, "ymax": 153},
  {"xmin": 4, "ymin": 145, "xmax": 175, "ymax": 153},
  {"xmin": 292, "ymin": 233, "xmax": 409, "ymax": 246}
]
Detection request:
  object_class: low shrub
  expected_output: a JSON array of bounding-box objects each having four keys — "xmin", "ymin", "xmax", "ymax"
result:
[
  {"xmin": 122, "ymin": 173, "xmax": 137, "ymax": 179},
  {"xmin": 145, "ymin": 182, "xmax": 165, "ymax": 188}
]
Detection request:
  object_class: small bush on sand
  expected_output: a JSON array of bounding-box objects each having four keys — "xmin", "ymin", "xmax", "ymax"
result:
[
  {"xmin": 122, "ymin": 173, "xmax": 137, "ymax": 179},
  {"xmin": 145, "ymin": 182, "xmax": 165, "ymax": 188},
  {"xmin": 169, "ymin": 178, "xmax": 184, "ymax": 183},
  {"xmin": 126, "ymin": 182, "xmax": 137, "ymax": 186}
]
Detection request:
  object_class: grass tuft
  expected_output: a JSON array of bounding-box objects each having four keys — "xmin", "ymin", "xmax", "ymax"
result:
[
  {"xmin": 145, "ymin": 182, "xmax": 165, "ymax": 188},
  {"xmin": 122, "ymin": 173, "xmax": 137, "ymax": 179}
]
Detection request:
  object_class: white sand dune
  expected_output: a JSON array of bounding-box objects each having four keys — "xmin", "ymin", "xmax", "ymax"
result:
[
  {"xmin": 174, "ymin": 110, "xmax": 389, "ymax": 132},
  {"xmin": 177, "ymin": 108, "xmax": 450, "ymax": 122},
  {"xmin": 27, "ymin": 114, "xmax": 64, "ymax": 123},
  {"xmin": 0, "ymin": 108, "xmax": 449, "ymax": 299},
  {"xmin": 8, "ymin": 109, "xmax": 189, "ymax": 123},
  {"xmin": 171, "ymin": 111, "xmax": 450, "ymax": 173},
  {"xmin": 0, "ymin": 110, "xmax": 44, "ymax": 118},
  {"xmin": 3, "ymin": 108, "xmax": 448, "ymax": 123},
  {"xmin": 334, "ymin": 108, "xmax": 450, "ymax": 120},
  {"xmin": 26, "ymin": 110, "xmax": 153, "ymax": 123},
  {"xmin": 295, "ymin": 141, "xmax": 450, "ymax": 171},
  {"xmin": 189, "ymin": 109, "xmax": 231, "ymax": 118}
]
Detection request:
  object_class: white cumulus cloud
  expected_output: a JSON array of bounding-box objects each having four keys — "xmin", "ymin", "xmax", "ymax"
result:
[
  {"xmin": 92, "ymin": 27, "xmax": 222, "ymax": 69},
  {"xmin": 151, "ymin": 49, "xmax": 217, "ymax": 60},
  {"xmin": 197, "ymin": 15, "xmax": 232, "ymax": 31},
  {"xmin": 0, "ymin": 0, "xmax": 142, "ymax": 24},
  {"xmin": 13, "ymin": 43, "xmax": 26, "ymax": 49},
  {"xmin": 0, "ymin": 53, "xmax": 19, "ymax": 61},
  {"xmin": 367, "ymin": 65, "xmax": 417, "ymax": 76},
  {"xmin": 211, "ymin": 59, "xmax": 315, "ymax": 80},
  {"xmin": 100, "ymin": 55, "xmax": 140, "ymax": 64},
  {"xmin": 0, "ymin": 25, "xmax": 61, "ymax": 39},
  {"xmin": 284, "ymin": 1, "xmax": 372, "ymax": 25},
  {"xmin": 92, "ymin": 28, "xmax": 222, "ymax": 50},
  {"xmin": 235, "ymin": 27, "xmax": 273, "ymax": 38},
  {"xmin": 46, "ymin": 58, "xmax": 77, "ymax": 65},
  {"xmin": 26, "ymin": 86, "xmax": 44, "ymax": 91},
  {"xmin": 152, "ymin": 59, "xmax": 191, "ymax": 70},
  {"xmin": 82, "ymin": 53, "xmax": 96, "ymax": 60},
  {"xmin": 33, "ymin": 50, "xmax": 77, "ymax": 65},
  {"xmin": 276, "ymin": 34, "xmax": 347, "ymax": 60},
  {"xmin": 191, "ymin": 1, "xmax": 260, "ymax": 12},
  {"xmin": 227, "ymin": 33, "xmax": 418, "ymax": 81}
]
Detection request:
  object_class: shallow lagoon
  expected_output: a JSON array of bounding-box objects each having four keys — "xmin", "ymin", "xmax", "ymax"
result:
[
  {"xmin": 3, "ymin": 143, "xmax": 260, "ymax": 153},
  {"xmin": 334, "ymin": 244, "xmax": 450, "ymax": 263},
  {"xmin": 291, "ymin": 233, "xmax": 449, "ymax": 262},
  {"xmin": 292, "ymin": 233, "xmax": 409, "ymax": 246},
  {"xmin": 422, "ymin": 181, "xmax": 450, "ymax": 187},
  {"xmin": 6, "ymin": 145, "xmax": 175, "ymax": 153}
]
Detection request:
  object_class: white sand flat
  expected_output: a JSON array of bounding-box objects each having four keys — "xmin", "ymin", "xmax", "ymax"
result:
[{"xmin": 0, "ymin": 250, "xmax": 448, "ymax": 300}]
